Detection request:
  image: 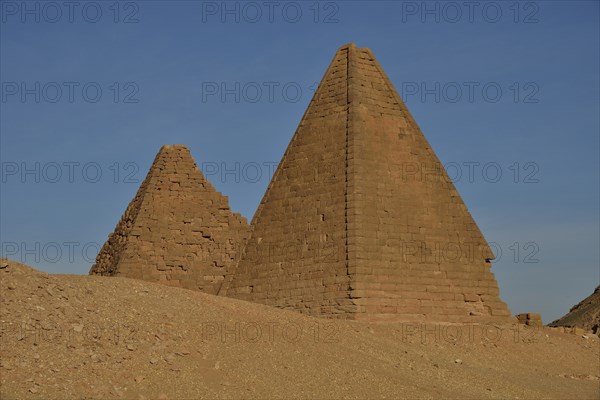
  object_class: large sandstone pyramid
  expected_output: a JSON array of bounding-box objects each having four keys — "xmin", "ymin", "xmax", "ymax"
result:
[
  {"xmin": 223, "ymin": 43, "xmax": 511, "ymax": 322},
  {"xmin": 550, "ymin": 286, "xmax": 600, "ymax": 335},
  {"xmin": 90, "ymin": 144, "xmax": 249, "ymax": 294}
]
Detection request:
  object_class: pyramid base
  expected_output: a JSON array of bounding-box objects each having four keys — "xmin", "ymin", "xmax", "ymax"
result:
[{"xmin": 239, "ymin": 296, "xmax": 514, "ymax": 324}]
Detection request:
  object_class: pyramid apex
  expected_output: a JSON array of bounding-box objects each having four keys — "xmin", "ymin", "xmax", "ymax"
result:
[
  {"xmin": 336, "ymin": 43, "xmax": 374, "ymax": 59},
  {"xmin": 159, "ymin": 144, "xmax": 189, "ymax": 152},
  {"xmin": 338, "ymin": 42, "xmax": 357, "ymax": 51}
]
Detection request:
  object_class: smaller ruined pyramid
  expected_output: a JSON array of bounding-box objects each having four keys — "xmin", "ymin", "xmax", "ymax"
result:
[
  {"xmin": 90, "ymin": 145, "xmax": 249, "ymax": 294},
  {"xmin": 550, "ymin": 286, "xmax": 600, "ymax": 335}
]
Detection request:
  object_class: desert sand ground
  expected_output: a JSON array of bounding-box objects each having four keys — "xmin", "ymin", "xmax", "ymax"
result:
[{"xmin": 1, "ymin": 259, "xmax": 598, "ymax": 399}]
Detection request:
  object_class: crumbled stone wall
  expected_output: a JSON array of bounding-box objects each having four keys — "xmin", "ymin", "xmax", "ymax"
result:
[{"xmin": 516, "ymin": 313, "xmax": 543, "ymax": 327}]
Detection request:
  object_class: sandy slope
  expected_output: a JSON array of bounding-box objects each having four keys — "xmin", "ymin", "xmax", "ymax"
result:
[{"xmin": 1, "ymin": 258, "xmax": 598, "ymax": 399}]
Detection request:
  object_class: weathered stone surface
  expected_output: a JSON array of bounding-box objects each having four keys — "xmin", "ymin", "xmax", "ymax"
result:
[
  {"xmin": 223, "ymin": 43, "xmax": 512, "ymax": 323},
  {"xmin": 90, "ymin": 145, "xmax": 249, "ymax": 294},
  {"xmin": 516, "ymin": 313, "xmax": 543, "ymax": 327}
]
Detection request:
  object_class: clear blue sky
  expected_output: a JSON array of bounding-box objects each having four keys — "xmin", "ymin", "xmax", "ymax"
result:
[{"xmin": 1, "ymin": 0, "xmax": 598, "ymax": 323}]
